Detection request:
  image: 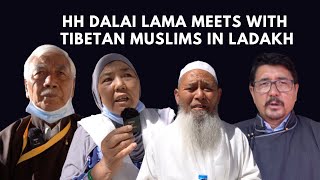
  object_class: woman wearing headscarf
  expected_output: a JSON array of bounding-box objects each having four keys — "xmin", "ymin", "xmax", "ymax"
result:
[{"xmin": 60, "ymin": 53, "xmax": 175, "ymax": 180}]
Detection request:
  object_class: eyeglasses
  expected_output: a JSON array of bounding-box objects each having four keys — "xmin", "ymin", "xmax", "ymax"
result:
[{"xmin": 253, "ymin": 79, "xmax": 294, "ymax": 93}]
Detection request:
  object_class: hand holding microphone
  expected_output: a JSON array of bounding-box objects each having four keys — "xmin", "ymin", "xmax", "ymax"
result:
[
  {"xmin": 94, "ymin": 108, "xmax": 141, "ymax": 178},
  {"xmin": 121, "ymin": 108, "xmax": 141, "ymax": 134}
]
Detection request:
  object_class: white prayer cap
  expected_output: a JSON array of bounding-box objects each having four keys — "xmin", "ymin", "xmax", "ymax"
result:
[{"xmin": 179, "ymin": 61, "xmax": 218, "ymax": 84}]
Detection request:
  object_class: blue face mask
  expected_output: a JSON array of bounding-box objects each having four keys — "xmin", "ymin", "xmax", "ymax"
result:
[
  {"xmin": 26, "ymin": 99, "xmax": 75, "ymax": 124},
  {"xmin": 101, "ymin": 101, "xmax": 145, "ymax": 125}
]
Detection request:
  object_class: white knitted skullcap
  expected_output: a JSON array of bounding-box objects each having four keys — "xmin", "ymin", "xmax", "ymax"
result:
[{"xmin": 179, "ymin": 61, "xmax": 218, "ymax": 84}]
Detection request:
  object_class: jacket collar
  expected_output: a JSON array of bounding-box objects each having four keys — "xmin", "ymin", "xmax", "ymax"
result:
[{"xmin": 254, "ymin": 111, "xmax": 297, "ymax": 134}]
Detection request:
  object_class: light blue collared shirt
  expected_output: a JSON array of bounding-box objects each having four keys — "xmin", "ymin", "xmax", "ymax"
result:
[{"xmin": 260, "ymin": 113, "xmax": 291, "ymax": 133}]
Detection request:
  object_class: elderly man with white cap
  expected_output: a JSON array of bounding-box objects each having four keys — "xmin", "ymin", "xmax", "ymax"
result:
[{"xmin": 137, "ymin": 61, "xmax": 261, "ymax": 180}]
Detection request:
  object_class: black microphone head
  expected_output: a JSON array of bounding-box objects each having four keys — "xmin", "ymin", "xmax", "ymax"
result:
[
  {"xmin": 28, "ymin": 127, "xmax": 45, "ymax": 149},
  {"xmin": 121, "ymin": 108, "xmax": 139, "ymax": 119},
  {"xmin": 121, "ymin": 108, "xmax": 141, "ymax": 134}
]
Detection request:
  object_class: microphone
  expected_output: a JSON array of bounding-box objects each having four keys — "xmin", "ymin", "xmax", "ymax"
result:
[
  {"xmin": 28, "ymin": 127, "xmax": 45, "ymax": 148},
  {"xmin": 121, "ymin": 108, "xmax": 141, "ymax": 134}
]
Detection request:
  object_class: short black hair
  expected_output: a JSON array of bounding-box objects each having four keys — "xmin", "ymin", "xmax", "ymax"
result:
[{"xmin": 249, "ymin": 52, "xmax": 298, "ymax": 86}]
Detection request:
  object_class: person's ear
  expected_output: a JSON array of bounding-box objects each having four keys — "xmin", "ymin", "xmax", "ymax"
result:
[
  {"xmin": 249, "ymin": 85, "xmax": 255, "ymax": 96},
  {"xmin": 24, "ymin": 79, "xmax": 29, "ymax": 99},
  {"xmin": 294, "ymin": 83, "xmax": 299, "ymax": 102},
  {"xmin": 249, "ymin": 85, "xmax": 256, "ymax": 103},
  {"xmin": 174, "ymin": 88, "xmax": 179, "ymax": 105},
  {"xmin": 216, "ymin": 88, "xmax": 222, "ymax": 104},
  {"xmin": 71, "ymin": 79, "xmax": 76, "ymax": 98}
]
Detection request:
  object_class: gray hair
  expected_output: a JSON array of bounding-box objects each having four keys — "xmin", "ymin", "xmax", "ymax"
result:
[{"xmin": 23, "ymin": 44, "xmax": 76, "ymax": 80}]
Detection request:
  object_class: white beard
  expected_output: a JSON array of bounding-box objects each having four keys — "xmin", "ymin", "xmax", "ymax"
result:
[{"xmin": 176, "ymin": 108, "xmax": 224, "ymax": 156}]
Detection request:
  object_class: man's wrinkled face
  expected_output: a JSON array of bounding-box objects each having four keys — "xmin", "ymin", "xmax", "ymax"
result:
[
  {"xmin": 250, "ymin": 65, "xmax": 299, "ymax": 122},
  {"xmin": 174, "ymin": 69, "xmax": 221, "ymax": 115},
  {"xmin": 25, "ymin": 52, "xmax": 74, "ymax": 111}
]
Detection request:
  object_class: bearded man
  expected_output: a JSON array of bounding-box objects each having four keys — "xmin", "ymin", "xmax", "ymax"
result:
[{"xmin": 137, "ymin": 61, "xmax": 261, "ymax": 180}]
